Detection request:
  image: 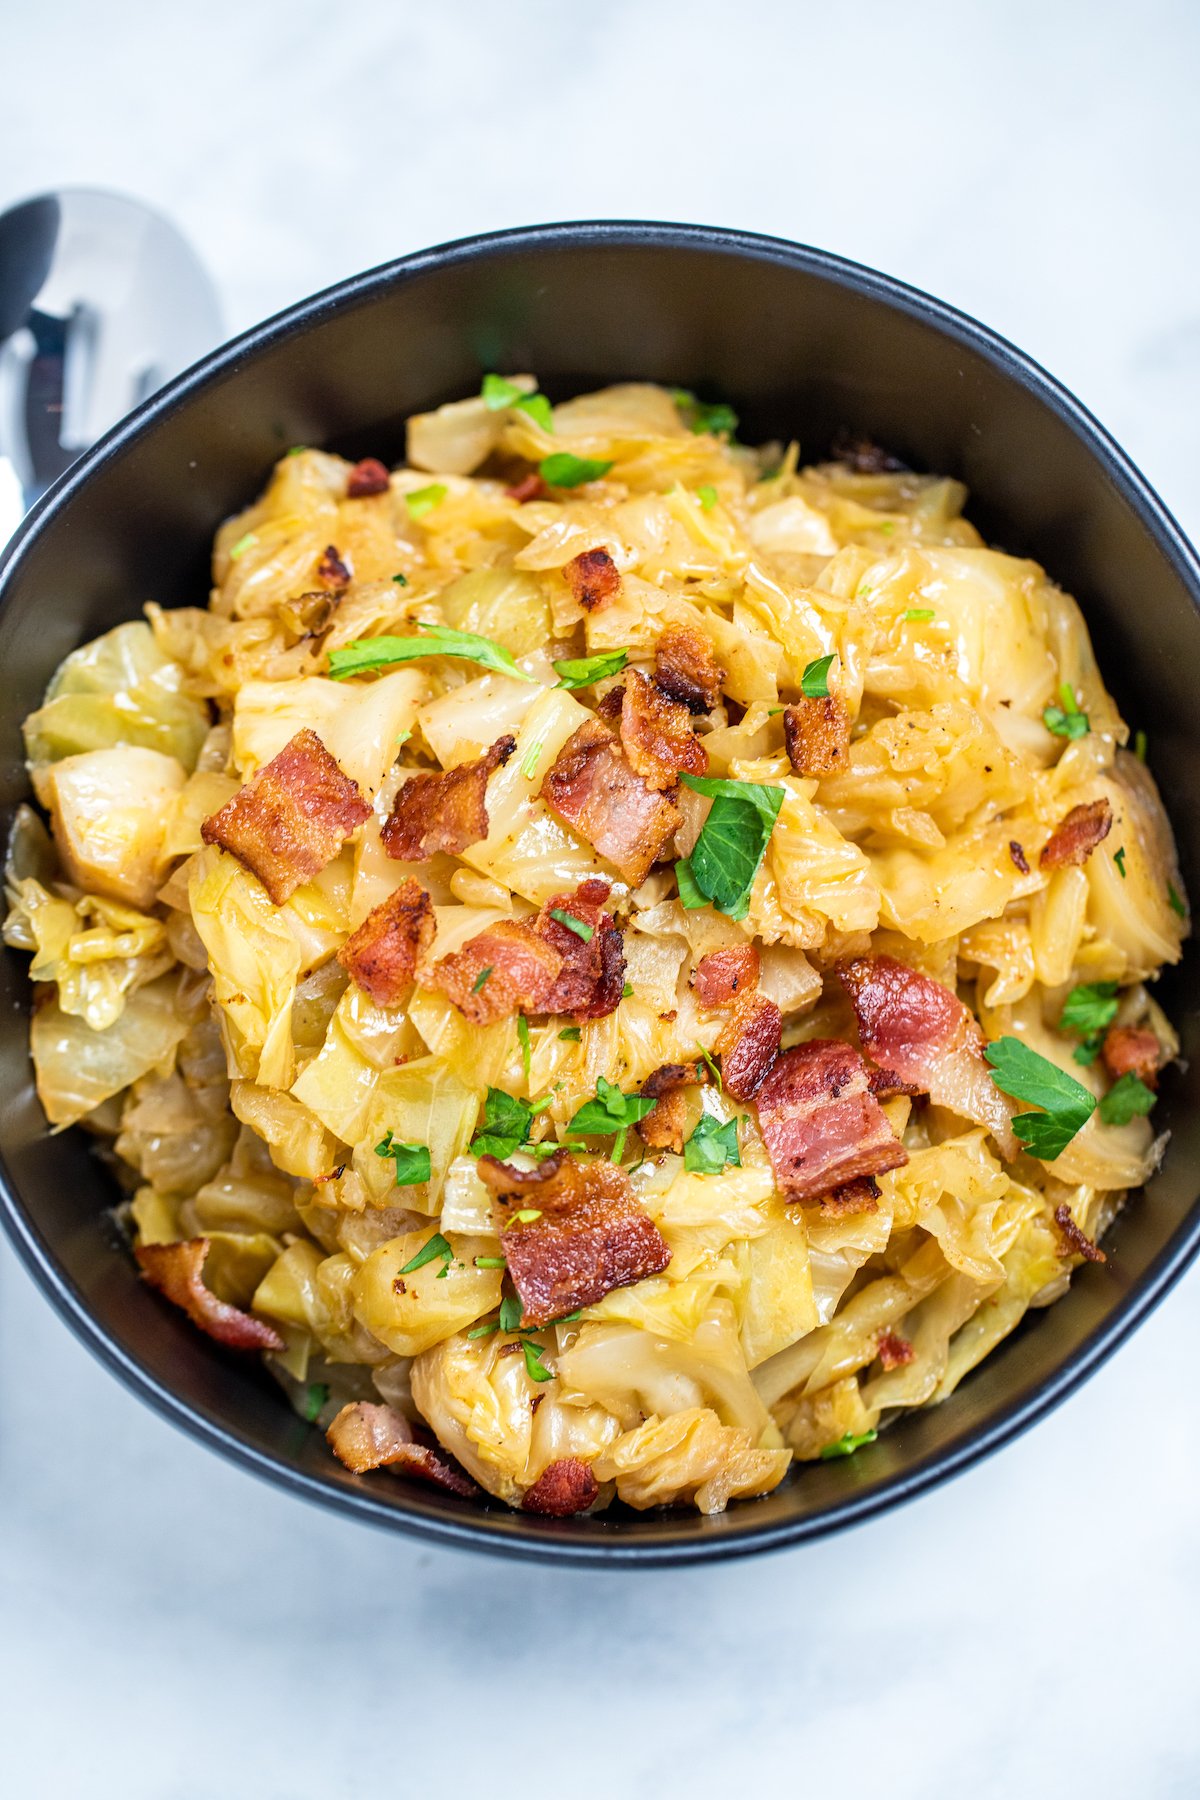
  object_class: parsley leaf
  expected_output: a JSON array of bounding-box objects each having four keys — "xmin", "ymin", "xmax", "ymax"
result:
[
  {"xmin": 516, "ymin": 392, "xmax": 554, "ymax": 432},
  {"xmin": 374, "ymin": 1132, "xmax": 431, "ymax": 1185},
  {"xmin": 1114, "ymin": 846, "xmax": 1127, "ymax": 878},
  {"xmin": 697, "ymin": 484, "xmax": 718, "ymax": 511},
  {"xmin": 398, "ymin": 1231, "xmax": 453, "ymax": 1275},
  {"xmin": 406, "ymin": 483, "xmax": 447, "ymax": 519},
  {"xmin": 328, "ymin": 622, "xmax": 535, "ymax": 683},
  {"xmin": 482, "ymin": 373, "xmax": 527, "ymax": 409},
  {"xmin": 801, "ymin": 654, "xmax": 836, "ymax": 699},
  {"xmin": 1099, "ymin": 1072, "xmax": 1156, "ymax": 1126},
  {"xmin": 1169, "ymin": 881, "xmax": 1187, "ymax": 918},
  {"xmin": 1073, "ymin": 1037, "xmax": 1104, "ymax": 1067},
  {"xmin": 559, "ymin": 1026, "xmax": 582, "ymax": 1042},
  {"xmin": 904, "ymin": 608, "xmax": 935, "ymax": 622},
  {"xmin": 984, "ymin": 1038, "xmax": 1096, "ymax": 1159},
  {"xmin": 522, "ymin": 1339, "xmax": 554, "ymax": 1382},
  {"xmin": 549, "ymin": 908, "xmax": 593, "ymax": 942},
  {"xmin": 499, "ymin": 1292, "xmax": 523, "ymax": 1333},
  {"xmin": 820, "ymin": 1429, "xmax": 878, "ymax": 1460},
  {"xmin": 553, "ymin": 648, "xmax": 630, "ymax": 689},
  {"xmin": 516, "ymin": 1013, "xmax": 531, "ymax": 1081},
  {"xmin": 539, "ymin": 453, "xmax": 613, "ymax": 489},
  {"xmin": 671, "ymin": 390, "xmax": 739, "ymax": 437},
  {"xmin": 470, "ymin": 1087, "xmax": 547, "ymax": 1161},
  {"xmin": 568, "ymin": 1075, "xmax": 656, "ymax": 1138},
  {"xmin": 1043, "ymin": 679, "xmax": 1089, "ymax": 739},
  {"xmin": 684, "ymin": 1113, "xmax": 741, "ymax": 1175},
  {"xmin": 1060, "ymin": 981, "xmax": 1120, "ymax": 1036},
  {"xmin": 678, "ymin": 773, "xmax": 786, "ymax": 921},
  {"xmin": 474, "ymin": 1255, "xmax": 506, "ymax": 1269},
  {"xmin": 303, "ymin": 1382, "xmax": 330, "ymax": 1423}
]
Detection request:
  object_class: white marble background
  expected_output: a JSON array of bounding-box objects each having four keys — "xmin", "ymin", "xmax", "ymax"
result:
[{"xmin": 3, "ymin": 3, "xmax": 1199, "ymax": 1794}]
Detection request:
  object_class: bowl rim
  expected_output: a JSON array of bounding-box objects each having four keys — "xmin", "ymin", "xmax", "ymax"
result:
[{"xmin": 3, "ymin": 217, "xmax": 1199, "ymax": 1566}]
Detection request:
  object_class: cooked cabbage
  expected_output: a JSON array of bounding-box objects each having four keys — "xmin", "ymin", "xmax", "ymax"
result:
[{"xmin": 23, "ymin": 621, "xmax": 209, "ymax": 773}]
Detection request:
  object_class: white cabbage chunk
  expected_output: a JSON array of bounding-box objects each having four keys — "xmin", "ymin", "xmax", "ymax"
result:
[
  {"xmin": 351, "ymin": 1227, "xmax": 502, "ymax": 1356},
  {"xmin": 188, "ymin": 846, "xmax": 301, "ymax": 1089},
  {"xmin": 232, "ymin": 669, "xmax": 426, "ymax": 798},
  {"xmin": 31, "ymin": 972, "xmax": 189, "ymax": 1128},
  {"xmin": 592, "ymin": 1407, "xmax": 791, "ymax": 1513},
  {"xmin": 44, "ymin": 746, "xmax": 186, "ymax": 909},
  {"xmin": 23, "ymin": 621, "xmax": 209, "ymax": 773}
]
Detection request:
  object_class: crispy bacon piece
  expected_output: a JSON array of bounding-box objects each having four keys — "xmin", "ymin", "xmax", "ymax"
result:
[
  {"xmin": 478, "ymin": 1152, "xmax": 671, "ymax": 1326},
  {"xmin": 694, "ymin": 944, "xmax": 760, "ymax": 1007},
  {"xmin": 135, "ymin": 1238, "xmax": 283, "ymax": 1351},
  {"xmin": 422, "ymin": 918, "xmax": 562, "ymax": 1025},
  {"xmin": 754, "ymin": 1039, "xmax": 908, "ymax": 1205},
  {"xmin": 1102, "ymin": 1024, "xmax": 1161, "ymax": 1088},
  {"xmin": 654, "ymin": 623, "xmax": 723, "ymax": 715},
  {"xmin": 1053, "ymin": 1203, "xmax": 1107, "ymax": 1265},
  {"xmin": 564, "ymin": 547, "xmax": 620, "ymax": 612},
  {"xmin": 783, "ymin": 697, "xmax": 851, "ymax": 777},
  {"xmin": 838, "ymin": 953, "xmax": 1017, "ymax": 1158},
  {"xmin": 506, "ymin": 472, "xmax": 549, "ymax": 503},
  {"xmin": 718, "ymin": 990, "xmax": 782, "ymax": 1101},
  {"xmin": 867, "ymin": 1067, "xmax": 922, "ymax": 1100},
  {"xmin": 522, "ymin": 1458, "xmax": 599, "ymax": 1516},
  {"xmin": 820, "ymin": 1175, "xmax": 880, "ymax": 1218},
  {"xmin": 877, "ymin": 1329, "xmax": 915, "ymax": 1370},
  {"xmin": 829, "ymin": 430, "xmax": 906, "ymax": 474},
  {"xmin": 346, "ymin": 457, "xmax": 391, "ymax": 498},
  {"xmin": 636, "ymin": 1061, "xmax": 702, "ymax": 1153},
  {"xmin": 540, "ymin": 718, "xmax": 682, "ymax": 887},
  {"xmin": 201, "ymin": 728, "xmax": 370, "ymax": 905},
  {"xmin": 337, "ymin": 877, "xmax": 434, "ymax": 1006},
  {"xmin": 381, "ymin": 734, "xmax": 516, "ymax": 862},
  {"xmin": 618, "ymin": 668, "xmax": 708, "ymax": 790},
  {"xmin": 317, "ymin": 544, "xmax": 351, "ymax": 590},
  {"xmin": 1040, "ymin": 798, "xmax": 1113, "ymax": 869},
  {"xmin": 1009, "ymin": 839, "xmax": 1030, "ymax": 875},
  {"xmin": 326, "ymin": 1401, "xmax": 479, "ymax": 1496},
  {"xmin": 537, "ymin": 877, "xmax": 626, "ymax": 1021}
]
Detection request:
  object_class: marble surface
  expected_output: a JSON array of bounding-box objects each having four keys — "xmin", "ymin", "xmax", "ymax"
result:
[{"xmin": 3, "ymin": 3, "xmax": 1200, "ymax": 1794}]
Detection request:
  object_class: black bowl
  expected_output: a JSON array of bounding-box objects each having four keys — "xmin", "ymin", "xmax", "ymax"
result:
[{"xmin": 2, "ymin": 221, "xmax": 1198, "ymax": 1566}]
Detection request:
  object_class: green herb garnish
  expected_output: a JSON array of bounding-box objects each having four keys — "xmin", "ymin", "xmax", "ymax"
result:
[
  {"xmin": 467, "ymin": 1320, "xmax": 500, "ymax": 1338},
  {"xmin": 568, "ymin": 1075, "xmax": 657, "ymax": 1139},
  {"xmin": 303, "ymin": 1382, "xmax": 330, "ymax": 1423},
  {"xmin": 1043, "ymin": 679, "xmax": 1089, "ymax": 740},
  {"xmin": 622, "ymin": 981, "xmax": 633, "ymax": 999},
  {"xmin": 539, "ymin": 453, "xmax": 613, "ymax": 489},
  {"xmin": 559, "ymin": 1026, "xmax": 582, "ymax": 1042},
  {"xmin": 984, "ymin": 1038, "xmax": 1096, "ymax": 1159},
  {"xmin": 549, "ymin": 908, "xmax": 593, "ymax": 943},
  {"xmin": 472, "ymin": 967, "xmax": 493, "ymax": 994},
  {"xmin": 481, "ymin": 376, "xmax": 554, "ymax": 433},
  {"xmin": 675, "ymin": 857, "xmax": 708, "ymax": 911},
  {"xmin": 499, "ymin": 1293, "xmax": 523, "ymax": 1333},
  {"xmin": 374, "ymin": 1132, "xmax": 432, "ymax": 1185},
  {"xmin": 697, "ymin": 484, "xmax": 718, "ymax": 511},
  {"xmin": 820, "ymin": 1429, "xmax": 878, "ymax": 1460},
  {"xmin": 470, "ymin": 1086, "xmax": 549, "ymax": 1161},
  {"xmin": 683, "ymin": 1113, "xmax": 741, "ymax": 1175},
  {"xmin": 800, "ymin": 654, "xmax": 836, "ymax": 699},
  {"xmin": 328, "ymin": 621, "xmax": 535, "ymax": 683},
  {"xmin": 392, "ymin": 572, "xmax": 408, "ymax": 586},
  {"xmin": 406, "ymin": 483, "xmax": 447, "ymax": 519},
  {"xmin": 695, "ymin": 1040, "xmax": 723, "ymax": 1090},
  {"xmin": 398, "ymin": 1231, "xmax": 453, "ymax": 1275},
  {"xmin": 671, "ymin": 390, "xmax": 739, "ymax": 437},
  {"xmin": 553, "ymin": 649, "xmax": 630, "ymax": 690},
  {"xmin": 677, "ymin": 773, "xmax": 786, "ymax": 921},
  {"xmin": 1134, "ymin": 729, "xmax": 1147, "ymax": 762},
  {"xmin": 1060, "ymin": 981, "xmax": 1120, "ymax": 1036},
  {"xmin": 904, "ymin": 608, "xmax": 935, "ymax": 622},
  {"xmin": 1114, "ymin": 846, "xmax": 1127, "ymax": 878},
  {"xmin": 522, "ymin": 1339, "xmax": 554, "ymax": 1382},
  {"xmin": 1169, "ymin": 881, "xmax": 1187, "ymax": 918},
  {"xmin": 474, "ymin": 1255, "xmax": 506, "ymax": 1269},
  {"xmin": 513, "ymin": 1207, "xmax": 542, "ymax": 1223},
  {"xmin": 1099, "ymin": 1073, "xmax": 1157, "ymax": 1126},
  {"xmin": 517, "ymin": 1014, "xmax": 532, "ymax": 1081}
]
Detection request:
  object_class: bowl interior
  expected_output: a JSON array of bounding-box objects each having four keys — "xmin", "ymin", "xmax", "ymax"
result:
[{"xmin": 2, "ymin": 223, "xmax": 1198, "ymax": 1562}]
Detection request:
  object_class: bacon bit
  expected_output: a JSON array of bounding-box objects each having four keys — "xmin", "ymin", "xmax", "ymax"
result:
[
  {"xmin": 618, "ymin": 668, "xmax": 708, "ymax": 790},
  {"xmin": 346, "ymin": 457, "xmax": 391, "ymax": 498},
  {"xmin": 313, "ymin": 1165, "xmax": 346, "ymax": 1185},
  {"xmin": 718, "ymin": 990, "xmax": 782, "ymax": 1101},
  {"xmin": 541, "ymin": 718, "xmax": 682, "ymax": 887},
  {"xmin": 381, "ymin": 734, "xmax": 516, "ymax": 862},
  {"xmin": 326, "ymin": 1401, "xmax": 479, "ymax": 1496},
  {"xmin": 1040, "ymin": 798, "xmax": 1113, "ymax": 869},
  {"xmin": 867, "ymin": 1066, "xmax": 922, "ymax": 1100},
  {"xmin": 422, "ymin": 918, "xmax": 563, "ymax": 1025},
  {"xmin": 694, "ymin": 944, "xmax": 761, "ymax": 1007},
  {"xmin": 594, "ymin": 684, "xmax": 625, "ymax": 724},
  {"xmin": 636, "ymin": 1062, "xmax": 702, "ymax": 1153},
  {"xmin": 1102, "ymin": 1025, "xmax": 1161, "ymax": 1089},
  {"xmin": 537, "ymin": 877, "xmax": 626, "ymax": 1021},
  {"xmin": 783, "ymin": 696, "xmax": 851, "ymax": 777},
  {"xmin": 1009, "ymin": 839, "xmax": 1030, "ymax": 875},
  {"xmin": 506, "ymin": 472, "xmax": 549, "ymax": 503},
  {"xmin": 754, "ymin": 1039, "xmax": 908, "ymax": 1205},
  {"xmin": 478, "ymin": 1152, "xmax": 671, "ymax": 1325},
  {"xmin": 829, "ymin": 430, "xmax": 906, "ymax": 474},
  {"xmin": 564, "ymin": 547, "xmax": 620, "ymax": 613},
  {"xmin": 522, "ymin": 1457, "xmax": 600, "ymax": 1516},
  {"xmin": 337, "ymin": 877, "xmax": 435, "ymax": 1006},
  {"xmin": 877, "ymin": 1329, "xmax": 915, "ymax": 1370},
  {"xmin": 1053, "ymin": 1203, "xmax": 1107, "ymax": 1264},
  {"xmin": 135, "ymin": 1238, "xmax": 284, "ymax": 1351},
  {"xmin": 317, "ymin": 544, "xmax": 352, "ymax": 590},
  {"xmin": 201, "ymin": 728, "xmax": 370, "ymax": 905},
  {"xmin": 838, "ymin": 953, "xmax": 1017, "ymax": 1158},
  {"xmin": 654, "ymin": 623, "xmax": 723, "ymax": 715},
  {"xmin": 819, "ymin": 1175, "xmax": 880, "ymax": 1218}
]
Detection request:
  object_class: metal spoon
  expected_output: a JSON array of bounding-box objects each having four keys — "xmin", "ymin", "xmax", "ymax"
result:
[{"xmin": 0, "ymin": 188, "xmax": 222, "ymax": 544}]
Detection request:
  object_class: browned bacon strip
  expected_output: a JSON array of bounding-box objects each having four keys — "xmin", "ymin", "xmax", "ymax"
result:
[
  {"xmin": 694, "ymin": 944, "xmax": 760, "ymax": 1006},
  {"xmin": 540, "ymin": 719, "xmax": 682, "ymax": 887},
  {"xmin": 478, "ymin": 1152, "xmax": 671, "ymax": 1326},
  {"xmin": 1102, "ymin": 1024, "xmax": 1160, "ymax": 1088},
  {"xmin": 421, "ymin": 918, "xmax": 563, "ymax": 1024},
  {"xmin": 877, "ymin": 1329, "xmax": 915, "ymax": 1370},
  {"xmin": 754, "ymin": 1039, "xmax": 908, "ymax": 1205},
  {"xmin": 317, "ymin": 544, "xmax": 352, "ymax": 590},
  {"xmin": 382, "ymin": 735, "xmax": 516, "ymax": 862},
  {"xmin": 838, "ymin": 953, "xmax": 1017, "ymax": 1157},
  {"xmin": 1040, "ymin": 798, "xmax": 1113, "ymax": 869},
  {"xmin": 135, "ymin": 1238, "xmax": 284, "ymax": 1351},
  {"xmin": 564, "ymin": 547, "xmax": 620, "ymax": 612},
  {"xmin": 337, "ymin": 877, "xmax": 435, "ymax": 1006},
  {"xmin": 522, "ymin": 1458, "xmax": 599, "ymax": 1516},
  {"xmin": 820, "ymin": 1175, "xmax": 881, "ymax": 1218},
  {"xmin": 1053, "ymin": 1204, "xmax": 1107, "ymax": 1265},
  {"xmin": 618, "ymin": 669, "xmax": 708, "ymax": 790},
  {"xmin": 636, "ymin": 1061, "xmax": 702, "ymax": 1153},
  {"xmin": 783, "ymin": 696, "xmax": 851, "ymax": 777},
  {"xmin": 326, "ymin": 1401, "xmax": 479, "ymax": 1495},
  {"xmin": 537, "ymin": 878, "xmax": 626, "ymax": 1021},
  {"xmin": 718, "ymin": 990, "xmax": 782, "ymax": 1101},
  {"xmin": 654, "ymin": 623, "xmax": 723, "ymax": 715},
  {"xmin": 201, "ymin": 728, "xmax": 370, "ymax": 905},
  {"xmin": 346, "ymin": 458, "xmax": 391, "ymax": 498}
]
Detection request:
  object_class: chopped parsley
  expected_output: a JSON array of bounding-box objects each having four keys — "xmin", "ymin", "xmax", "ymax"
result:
[
  {"xmin": 467, "ymin": 1320, "xmax": 500, "ymax": 1338},
  {"xmin": 553, "ymin": 648, "xmax": 630, "ymax": 689},
  {"xmin": 622, "ymin": 981, "xmax": 634, "ymax": 999},
  {"xmin": 549, "ymin": 908, "xmax": 594, "ymax": 943},
  {"xmin": 517, "ymin": 1013, "xmax": 532, "ymax": 1081},
  {"xmin": 398, "ymin": 1231, "xmax": 453, "ymax": 1275},
  {"xmin": 559, "ymin": 1026, "xmax": 582, "ymax": 1042},
  {"xmin": 820, "ymin": 1429, "xmax": 878, "ymax": 1460},
  {"xmin": 539, "ymin": 453, "xmax": 613, "ymax": 489},
  {"xmin": 1169, "ymin": 881, "xmax": 1187, "ymax": 918},
  {"xmin": 695, "ymin": 1040, "xmax": 723, "ymax": 1090},
  {"xmin": 470, "ymin": 1086, "xmax": 550, "ymax": 1161},
  {"xmin": 904, "ymin": 608, "xmax": 935, "ymax": 622},
  {"xmin": 499, "ymin": 1292, "xmax": 523, "ymax": 1333},
  {"xmin": 801, "ymin": 654, "xmax": 837, "ymax": 699},
  {"xmin": 392, "ymin": 572, "xmax": 408, "ymax": 586},
  {"xmin": 1060, "ymin": 981, "xmax": 1120, "ymax": 1036},
  {"xmin": 568, "ymin": 1075, "xmax": 656, "ymax": 1140},
  {"xmin": 522, "ymin": 1339, "xmax": 554, "ymax": 1382},
  {"xmin": 405, "ymin": 483, "xmax": 447, "ymax": 519},
  {"xmin": 1043, "ymin": 679, "xmax": 1089, "ymax": 740},
  {"xmin": 374, "ymin": 1132, "xmax": 432, "ymax": 1186},
  {"xmin": 684, "ymin": 1113, "xmax": 741, "ymax": 1175},
  {"xmin": 1099, "ymin": 1072, "xmax": 1156, "ymax": 1126},
  {"xmin": 472, "ymin": 966, "xmax": 493, "ymax": 993},
  {"xmin": 671, "ymin": 390, "xmax": 739, "ymax": 438},
  {"xmin": 984, "ymin": 1038, "xmax": 1096, "ymax": 1160},
  {"xmin": 519, "ymin": 733, "xmax": 548, "ymax": 779},
  {"xmin": 514, "ymin": 1207, "xmax": 542, "ymax": 1223},
  {"xmin": 303, "ymin": 1382, "xmax": 330, "ymax": 1423},
  {"xmin": 474, "ymin": 1255, "xmax": 506, "ymax": 1269},
  {"xmin": 676, "ymin": 773, "xmax": 786, "ymax": 921},
  {"xmin": 481, "ymin": 375, "xmax": 554, "ymax": 433},
  {"xmin": 229, "ymin": 531, "xmax": 258, "ymax": 560},
  {"xmin": 1114, "ymin": 846, "xmax": 1127, "ymax": 878},
  {"xmin": 328, "ymin": 622, "xmax": 534, "ymax": 683},
  {"xmin": 697, "ymin": 484, "xmax": 719, "ymax": 511}
]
